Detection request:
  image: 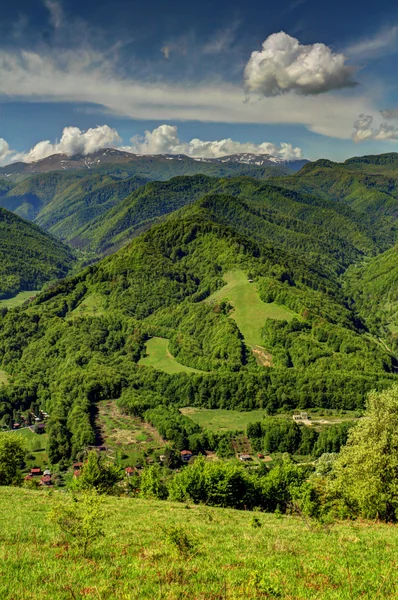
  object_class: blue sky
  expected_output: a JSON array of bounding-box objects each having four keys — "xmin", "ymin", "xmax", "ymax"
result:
[{"xmin": 1, "ymin": 0, "xmax": 398, "ymax": 163}]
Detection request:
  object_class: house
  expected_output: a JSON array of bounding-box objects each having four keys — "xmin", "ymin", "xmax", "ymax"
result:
[
  {"xmin": 37, "ymin": 423, "xmax": 46, "ymax": 432},
  {"xmin": 31, "ymin": 468, "xmax": 41, "ymax": 476},
  {"xmin": 73, "ymin": 470, "xmax": 81, "ymax": 478},
  {"xmin": 180, "ymin": 450, "xmax": 193, "ymax": 462},
  {"xmin": 239, "ymin": 454, "xmax": 251, "ymax": 462},
  {"xmin": 258, "ymin": 453, "xmax": 265, "ymax": 459},
  {"xmin": 13, "ymin": 423, "xmax": 20, "ymax": 429},
  {"xmin": 40, "ymin": 475, "xmax": 52, "ymax": 486},
  {"xmin": 159, "ymin": 455, "xmax": 166, "ymax": 462},
  {"xmin": 125, "ymin": 467, "xmax": 135, "ymax": 476},
  {"xmin": 24, "ymin": 474, "xmax": 33, "ymax": 481},
  {"xmin": 293, "ymin": 412, "xmax": 309, "ymax": 423},
  {"xmin": 73, "ymin": 462, "xmax": 83, "ymax": 471},
  {"xmin": 43, "ymin": 469, "xmax": 51, "ymax": 477}
]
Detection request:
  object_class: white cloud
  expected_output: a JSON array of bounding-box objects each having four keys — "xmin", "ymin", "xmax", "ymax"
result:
[
  {"xmin": 11, "ymin": 125, "xmax": 121, "ymax": 163},
  {"xmin": 124, "ymin": 124, "xmax": 303, "ymax": 160},
  {"xmin": 346, "ymin": 26, "xmax": 398, "ymax": 59},
  {"xmin": 352, "ymin": 114, "xmax": 398, "ymax": 142},
  {"xmin": 0, "ymin": 47, "xmax": 376, "ymax": 139},
  {"xmin": 244, "ymin": 31, "xmax": 357, "ymax": 96},
  {"xmin": 44, "ymin": 0, "xmax": 64, "ymax": 29},
  {"xmin": 202, "ymin": 21, "xmax": 239, "ymax": 55},
  {"xmin": 0, "ymin": 139, "xmax": 11, "ymax": 163}
]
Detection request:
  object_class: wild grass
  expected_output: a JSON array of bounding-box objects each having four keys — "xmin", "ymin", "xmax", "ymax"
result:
[
  {"xmin": 0, "ymin": 290, "xmax": 39, "ymax": 309},
  {"xmin": 208, "ymin": 270, "xmax": 297, "ymax": 348},
  {"xmin": 1, "ymin": 487, "xmax": 398, "ymax": 599},
  {"xmin": 138, "ymin": 337, "xmax": 204, "ymax": 374},
  {"xmin": 180, "ymin": 407, "xmax": 268, "ymax": 432}
]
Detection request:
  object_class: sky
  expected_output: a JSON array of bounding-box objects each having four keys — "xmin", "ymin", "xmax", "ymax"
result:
[{"xmin": 1, "ymin": 0, "xmax": 398, "ymax": 164}]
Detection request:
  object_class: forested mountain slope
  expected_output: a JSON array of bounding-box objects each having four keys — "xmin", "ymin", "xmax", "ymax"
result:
[
  {"xmin": 276, "ymin": 153, "xmax": 398, "ymax": 219},
  {"xmin": 0, "ymin": 207, "xmax": 74, "ymax": 298},
  {"xmin": 74, "ymin": 174, "xmax": 397, "ymax": 261},
  {"xmin": 0, "ymin": 172, "xmax": 149, "ymax": 241},
  {"xmin": 0, "ymin": 194, "xmax": 395, "ymax": 462}
]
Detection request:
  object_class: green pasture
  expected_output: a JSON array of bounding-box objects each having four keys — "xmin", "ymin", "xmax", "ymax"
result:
[
  {"xmin": 1, "ymin": 487, "xmax": 398, "ymax": 599},
  {"xmin": 138, "ymin": 337, "xmax": 204, "ymax": 374},
  {"xmin": 208, "ymin": 270, "xmax": 297, "ymax": 347},
  {"xmin": 180, "ymin": 407, "xmax": 268, "ymax": 432},
  {"xmin": 0, "ymin": 290, "xmax": 40, "ymax": 309},
  {"xmin": 71, "ymin": 293, "xmax": 106, "ymax": 317}
]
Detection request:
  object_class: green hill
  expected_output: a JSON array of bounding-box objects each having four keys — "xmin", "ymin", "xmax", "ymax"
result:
[
  {"xmin": 0, "ymin": 487, "xmax": 397, "ymax": 600},
  {"xmin": 0, "ymin": 192, "xmax": 395, "ymax": 460},
  {"xmin": 0, "ymin": 172, "xmax": 150, "ymax": 242},
  {"xmin": 0, "ymin": 207, "xmax": 74, "ymax": 298},
  {"xmin": 276, "ymin": 153, "xmax": 398, "ymax": 220}
]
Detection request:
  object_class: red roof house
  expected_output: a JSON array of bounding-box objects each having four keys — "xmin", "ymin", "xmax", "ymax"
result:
[
  {"xmin": 180, "ymin": 450, "xmax": 193, "ymax": 462},
  {"xmin": 31, "ymin": 468, "xmax": 42, "ymax": 476}
]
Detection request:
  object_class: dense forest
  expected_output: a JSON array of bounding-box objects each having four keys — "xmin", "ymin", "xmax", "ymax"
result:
[
  {"xmin": 0, "ymin": 207, "xmax": 74, "ymax": 298},
  {"xmin": 1, "ymin": 153, "xmax": 398, "ymax": 462}
]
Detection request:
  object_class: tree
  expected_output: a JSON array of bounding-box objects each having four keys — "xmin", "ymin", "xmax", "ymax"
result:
[
  {"xmin": 75, "ymin": 451, "xmax": 122, "ymax": 495},
  {"xmin": 0, "ymin": 433, "xmax": 26, "ymax": 485},
  {"xmin": 139, "ymin": 465, "xmax": 168, "ymax": 499},
  {"xmin": 330, "ymin": 385, "xmax": 398, "ymax": 521},
  {"xmin": 49, "ymin": 490, "xmax": 105, "ymax": 556}
]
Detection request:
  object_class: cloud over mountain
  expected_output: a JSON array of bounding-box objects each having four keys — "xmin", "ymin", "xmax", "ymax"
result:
[
  {"xmin": 0, "ymin": 139, "xmax": 11, "ymax": 162},
  {"xmin": 352, "ymin": 114, "xmax": 398, "ymax": 141},
  {"xmin": 125, "ymin": 124, "xmax": 303, "ymax": 160},
  {"xmin": 12, "ymin": 125, "xmax": 121, "ymax": 163},
  {"xmin": 244, "ymin": 32, "xmax": 357, "ymax": 96}
]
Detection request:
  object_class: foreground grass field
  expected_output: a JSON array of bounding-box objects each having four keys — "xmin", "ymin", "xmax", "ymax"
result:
[
  {"xmin": 0, "ymin": 290, "xmax": 39, "ymax": 309},
  {"xmin": 1, "ymin": 487, "xmax": 398, "ymax": 599},
  {"xmin": 208, "ymin": 270, "xmax": 297, "ymax": 348},
  {"xmin": 139, "ymin": 337, "xmax": 204, "ymax": 374}
]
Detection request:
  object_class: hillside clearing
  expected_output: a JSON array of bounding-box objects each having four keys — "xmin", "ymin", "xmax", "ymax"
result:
[
  {"xmin": 208, "ymin": 270, "xmax": 298, "ymax": 362},
  {"xmin": 0, "ymin": 369, "xmax": 9, "ymax": 385},
  {"xmin": 0, "ymin": 290, "xmax": 40, "ymax": 309},
  {"xmin": 71, "ymin": 293, "xmax": 106, "ymax": 317},
  {"xmin": 1, "ymin": 487, "xmax": 398, "ymax": 599},
  {"xmin": 138, "ymin": 337, "xmax": 205, "ymax": 374},
  {"xmin": 96, "ymin": 400, "xmax": 165, "ymax": 465},
  {"xmin": 180, "ymin": 407, "xmax": 269, "ymax": 432}
]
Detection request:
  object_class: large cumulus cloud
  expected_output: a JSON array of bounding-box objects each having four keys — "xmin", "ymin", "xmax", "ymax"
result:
[
  {"xmin": 12, "ymin": 125, "xmax": 121, "ymax": 163},
  {"xmin": 126, "ymin": 124, "xmax": 303, "ymax": 160},
  {"xmin": 352, "ymin": 115, "xmax": 398, "ymax": 142},
  {"xmin": 244, "ymin": 31, "xmax": 357, "ymax": 97}
]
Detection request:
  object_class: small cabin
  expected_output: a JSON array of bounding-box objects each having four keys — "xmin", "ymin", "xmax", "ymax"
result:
[
  {"xmin": 180, "ymin": 450, "xmax": 193, "ymax": 462},
  {"xmin": 31, "ymin": 468, "xmax": 42, "ymax": 476},
  {"xmin": 239, "ymin": 454, "xmax": 251, "ymax": 462},
  {"xmin": 73, "ymin": 462, "xmax": 83, "ymax": 471},
  {"xmin": 40, "ymin": 475, "xmax": 52, "ymax": 486},
  {"xmin": 125, "ymin": 467, "xmax": 135, "ymax": 476}
]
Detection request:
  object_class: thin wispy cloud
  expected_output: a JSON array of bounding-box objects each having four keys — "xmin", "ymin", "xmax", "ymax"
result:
[
  {"xmin": 43, "ymin": 0, "xmax": 64, "ymax": 29},
  {"xmin": 346, "ymin": 25, "xmax": 398, "ymax": 59},
  {"xmin": 0, "ymin": 47, "xmax": 376, "ymax": 139}
]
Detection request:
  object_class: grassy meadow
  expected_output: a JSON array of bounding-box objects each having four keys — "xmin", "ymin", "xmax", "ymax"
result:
[
  {"xmin": 180, "ymin": 407, "xmax": 269, "ymax": 432},
  {"xmin": 208, "ymin": 270, "xmax": 298, "ymax": 348},
  {"xmin": 138, "ymin": 337, "xmax": 204, "ymax": 374},
  {"xmin": 0, "ymin": 487, "xmax": 397, "ymax": 599},
  {"xmin": 0, "ymin": 290, "xmax": 39, "ymax": 309}
]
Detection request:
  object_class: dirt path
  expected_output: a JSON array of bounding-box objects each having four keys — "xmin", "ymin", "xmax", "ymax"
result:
[{"xmin": 252, "ymin": 346, "xmax": 273, "ymax": 367}]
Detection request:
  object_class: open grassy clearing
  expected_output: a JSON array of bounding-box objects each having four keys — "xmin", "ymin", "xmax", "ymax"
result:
[
  {"xmin": 0, "ymin": 369, "xmax": 9, "ymax": 385},
  {"xmin": 208, "ymin": 270, "xmax": 298, "ymax": 364},
  {"xmin": 0, "ymin": 290, "xmax": 40, "ymax": 309},
  {"xmin": 5, "ymin": 428, "xmax": 50, "ymax": 470},
  {"xmin": 96, "ymin": 400, "xmax": 165, "ymax": 466},
  {"xmin": 138, "ymin": 337, "xmax": 205, "ymax": 374},
  {"xmin": 71, "ymin": 293, "xmax": 106, "ymax": 317},
  {"xmin": 181, "ymin": 407, "xmax": 360, "ymax": 432},
  {"xmin": 180, "ymin": 407, "xmax": 268, "ymax": 432},
  {"xmin": 1, "ymin": 487, "xmax": 398, "ymax": 600}
]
